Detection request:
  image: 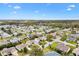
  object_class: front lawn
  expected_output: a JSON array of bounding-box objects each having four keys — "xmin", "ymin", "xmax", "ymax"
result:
[
  {"xmin": 67, "ymin": 41, "xmax": 77, "ymax": 45},
  {"xmin": 50, "ymin": 42, "xmax": 59, "ymax": 50}
]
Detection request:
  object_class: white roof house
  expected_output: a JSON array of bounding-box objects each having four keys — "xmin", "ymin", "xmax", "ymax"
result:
[
  {"xmin": 73, "ymin": 47, "xmax": 79, "ymax": 56},
  {"xmin": 31, "ymin": 39, "xmax": 40, "ymax": 45},
  {"xmin": 0, "ymin": 40, "xmax": 10, "ymax": 46},
  {"xmin": 62, "ymin": 28, "xmax": 71, "ymax": 32},
  {"xmin": 35, "ymin": 32, "xmax": 42, "ymax": 36},
  {"xmin": 13, "ymin": 32, "xmax": 18, "ymax": 36},
  {"xmin": 0, "ymin": 48, "xmax": 10, "ymax": 56},
  {"xmin": 0, "ymin": 47, "xmax": 18, "ymax": 56},
  {"xmin": 9, "ymin": 47, "xmax": 18, "ymax": 56},
  {"xmin": 0, "ymin": 30, "xmax": 3, "ymax": 34},
  {"xmin": 27, "ymin": 34, "xmax": 34, "ymax": 38},
  {"xmin": 15, "ymin": 44, "xmax": 26, "ymax": 51},
  {"xmin": 52, "ymin": 32, "xmax": 56, "ymax": 37},
  {"xmin": 39, "ymin": 36, "xmax": 47, "ymax": 40},
  {"xmin": 26, "ymin": 41, "xmax": 32, "ymax": 46},
  {"xmin": 0, "ymin": 32, "xmax": 11, "ymax": 38},
  {"xmin": 70, "ymin": 33, "xmax": 79, "ymax": 38},
  {"xmin": 67, "ymin": 37, "xmax": 76, "ymax": 41},
  {"xmin": 10, "ymin": 37, "xmax": 20, "ymax": 43}
]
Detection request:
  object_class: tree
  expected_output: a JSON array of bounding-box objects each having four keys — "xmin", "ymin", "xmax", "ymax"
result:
[
  {"xmin": 30, "ymin": 44, "xmax": 43, "ymax": 56},
  {"xmin": 47, "ymin": 34, "xmax": 53, "ymax": 42},
  {"xmin": 7, "ymin": 29, "xmax": 12, "ymax": 34},
  {"xmin": 1, "ymin": 27, "xmax": 5, "ymax": 31},
  {"xmin": 23, "ymin": 47, "xmax": 28, "ymax": 53},
  {"xmin": 61, "ymin": 34, "xmax": 67, "ymax": 41},
  {"xmin": 0, "ymin": 45, "xmax": 6, "ymax": 50},
  {"xmin": 34, "ymin": 49, "xmax": 43, "ymax": 56},
  {"xmin": 77, "ymin": 37, "xmax": 79, "ymax": 40},
  {"xmin": 39, "ymin": 40, "xmax": 47, "ymax": 48},
  {"xmin": 17, "ymin": 33, "xmax": 22, "ymax": 37},
  {"xmin": 0, "ymin": 52, "xmax": 1, "ymax": 56},
  {"xmin": 71, "ymin": 30, "xmax": 76, "ymax": 34}
]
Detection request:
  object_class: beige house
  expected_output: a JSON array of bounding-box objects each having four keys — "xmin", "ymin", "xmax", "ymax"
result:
[
  {"xmin": 0, "ymin": 47, "xmax": 18, "ymax": 56},
  {"xmin": 73, "ymin": 47, "xmax": 79, "ymax": 56},
  {"xmin": 9, "ymin": 47, "xmax": 18, "ymax": 56}
]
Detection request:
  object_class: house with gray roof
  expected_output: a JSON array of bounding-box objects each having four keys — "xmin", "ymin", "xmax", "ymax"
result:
[
  {"xmin": 0, "ymin": 32, "xmax": 11, "ymax": 38},
  {"xmin": 56, "ymin": 43, "xmax": 70, "ymax": 53},
  {"xmin": 67, "ymin": 37, "xmax": 76, "ymax": 41},
  {"xmin": 15, "ymin": 44, "xmax": 26, "ymax": 51},
  {"xmin": 10, "ymin": 37, "xmax": 20, "ymax": 43},
  {"xmin": 31, "ymin": 38, "xmax": 40, "ymax": 45},
  {"xmin": 69, "ymin": 33, "xmax": 79, "ymax": 38}
]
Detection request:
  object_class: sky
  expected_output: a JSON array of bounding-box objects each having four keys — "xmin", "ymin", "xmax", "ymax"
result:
[{"xmin": 0, "ymin": 3, "xmax": 79, "ymax": 20}]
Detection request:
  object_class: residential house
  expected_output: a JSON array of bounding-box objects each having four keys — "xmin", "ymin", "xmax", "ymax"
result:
[
  {"xmin": 0, "ymin": 47, "xmax": 18, "ymax": 56},
  {"xmin": 31, "ymin": 38, "xmax": 40, "ymax": 45},
  {"xmin": 13, "ymin": 32, "xmax": 18, "ymax": 36},
  {"xmin": 10, "ymin": 37, "xmax": 20, "ymax": 43},
  {"xmin": 70, "ymin": 33, "xmax": 79, "ymax": 38},
  {"xmin": 0, "ymin": 32, "xmax": 11, "ymax": 38},
  {"xmin": 39, "ymin": 36, "xmax": 47, "ymax": 40},
  {"xmin": 73, "ymin": 47, "xmax": 79, "ymax": 56},
  {"xmin": 15, "ymin": 44, "xmax": 26, "ymax": 51},
  {"xmin": 56, "ymin": 43, "xmax": 70, "ymax": 53},
  {"xmin": 0, "ymin": 48, "xmax": 10, "ymax": 56},
  {"xmin": 35, "ymin": 32, "xmax": 42, "ymax": 37},
  {"xmin": 26, "ymin": 40, "xmax": 32, "ymax": 46},
  {"xmin": 0, "ymin": 40, "xmax": 10, "ymax": 46},
  {"xmin": 67, "ymin": 37, "xmax": 76, "ymax": 41},
  {"xmin": 27, "ymin": 34, "xmax": 34, "ymax": 39},
  {"xmin": 44, "ymin": 42, "xmax": 52, "ymax": 48},
  {"xmin": 8, "ymin": 47, "xmax": 18, "ymax": 56}
]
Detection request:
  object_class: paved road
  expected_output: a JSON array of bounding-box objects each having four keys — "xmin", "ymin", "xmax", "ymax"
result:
[{"xmin": 53, "ymin": 37, "xmax": 76, "ymax": 47}]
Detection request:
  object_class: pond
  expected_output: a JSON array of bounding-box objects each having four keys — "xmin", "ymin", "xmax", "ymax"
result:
[{"xmin": 44, "ymin": 51, "xmax": 61, "ymax": 56}]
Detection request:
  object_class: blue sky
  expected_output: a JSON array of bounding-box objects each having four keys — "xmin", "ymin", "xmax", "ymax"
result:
[{"xmin": 0, "ymin": 3, "xmax": 79, "ymax": 20}]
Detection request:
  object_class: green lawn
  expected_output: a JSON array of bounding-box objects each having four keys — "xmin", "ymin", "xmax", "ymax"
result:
[
  {"xmin": 0, "ymin": 38, "xmax": 2, "ymax": 41},
  {"xmin": 51, "ymin": 42, "xmax": 59, "ymax": 50},
  {"xmin": 43, "ymin": 42, "xmax": 59, "ymax": 54},
  {"xmin": 67, "ymin": 41, "xmax": 77, "ymax": 45}
]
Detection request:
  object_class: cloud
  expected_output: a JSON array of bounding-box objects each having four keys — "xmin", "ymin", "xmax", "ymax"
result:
[
  {"xmin": 67, "ymin": 8, "xmax": 72, "ymax": 11},
  {"xmin": 13, "ymin": 5, "xmax": 21, "ymax": 10},
  {"xmin": 69, "ymin": 4, "xmax": 75, "ymax": 8},
  {"xmin": 67, "ymin": 4, "xmax": 76, "ymax": 11}
]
